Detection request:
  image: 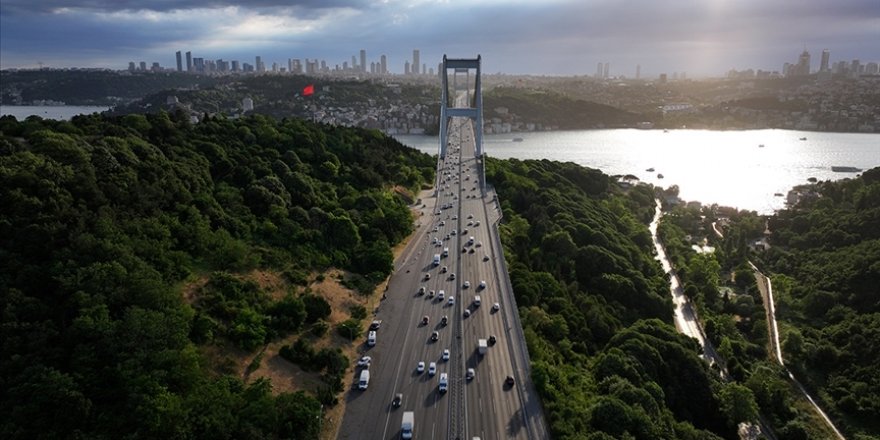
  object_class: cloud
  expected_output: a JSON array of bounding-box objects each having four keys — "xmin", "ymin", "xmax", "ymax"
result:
[{"xmin": 0, "ymin": 0, "xmax": 365, "ymax": 14}]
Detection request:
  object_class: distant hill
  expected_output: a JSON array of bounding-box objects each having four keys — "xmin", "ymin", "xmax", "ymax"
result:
[{"xmin": 484, "ymin": 86, "xmax": 643, "ymax": 130}]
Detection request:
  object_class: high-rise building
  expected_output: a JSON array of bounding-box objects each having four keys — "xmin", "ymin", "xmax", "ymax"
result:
[
  {"xmin": 231, "ymin": 60, "xmax": 240, "ymax": 72},
  {"xmin": 360, "ymin": 49, "xmax": 367, "ymax": 72},
  {"xmin": 176, "ymin": 51, "xmax": 183, "ymax": 72},
  {"xmin": 380, "ymin": 55, "xmax": 387, "ymax": 74},
  {"xmin": 351, "ymin": 55, "xmax": 357, "ymax": 70},
  {"xmin": 256, "ymin": 56, "xmax": 264, "ymax": 72},
  {"xmin": 796, "ymin": 49, "xmax": 810, "ymax": 75},
  {"xmin": 820, "ymin": 49, "xmax": 830, "ymax": 72},
  {"xmin": 412, "ymin": 49, "xmax": 420, "ymax": 75},
  {"xmin": 139, "ymin": 61, "xmax": 147, "ymax": 71},
  {"xmin": 128, "ymin": 62, "xmax": 136, "ymax": 72},
  {"xmin": 603, "ymin": 62, "xmax": 610, "ymax": 79},
  {"xmin": 185, "ymin": 51, "xmax": 192, "ymax": 72},
  {"xmin": 405, "ymin": 61, "xmax": 411, "ymax": 75},
  {"xmin": 193, "ymin": 58, "xmax": 204, "ymax": 72}
]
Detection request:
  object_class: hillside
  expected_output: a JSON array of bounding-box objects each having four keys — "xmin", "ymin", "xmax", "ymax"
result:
[
  {"xmin": 486, "ymin": 159, "xmax": 750, "ymax": 439},
  {"xmin": 0, "ymin": 110, "xmax": 435, "ymax": 438},
  {"xmin": 484, "ymin": 86, "xmax": 643, "ymax": 130}
]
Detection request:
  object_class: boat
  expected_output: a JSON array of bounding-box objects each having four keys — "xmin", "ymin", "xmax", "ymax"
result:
[
  {"xmin": 758, "ymin": 144, "xmax": 765, "ymax": 148},
  {"xmin": 774, "ymin": 193, "xmax": 783, "ymax": 197},
  {"xmin": 646, "ymin": 167, "xmax": 655, "ymax": 172},
  {"xmin": 663, "ymin": 129, "xmax": 669, "ymax": 133},
  {"xmin": 657, "ymin": 173, "xmax": 664, "ymax": 179},
  {"xmin": 512, "ymin": 137, "xmax": 523, "ymax": 142},
  {"xmin": 799, "ymin": 137, "xmax": 807, "ymax": 141},
  {"xmin": 831, "ymin": 166, "xmax": 862, "ymax": 173}
]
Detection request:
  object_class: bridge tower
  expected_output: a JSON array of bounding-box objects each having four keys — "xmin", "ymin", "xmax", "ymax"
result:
[{"xmin": 439, "ymin": 55, "xmax": 483, "ymax": 159}]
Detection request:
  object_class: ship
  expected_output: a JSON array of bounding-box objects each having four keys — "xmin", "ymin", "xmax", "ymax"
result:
[
  {"xmin": 831, "ymin": 166, "xmax": 862, "ymax": 173},
  {"xmin": 646, "ymin": 167, "xmax": 655, "ymax": 172},
  {"xmin": 799, "ymin": 137, "xmax": 807, "ymax": 141},
  {"xmin": 512, "ymin": 137, "xmax": 524, "ymax": 142},
  {"xmin": 657, "ymin": 173, "xmax": 664, "ymax": 179}
]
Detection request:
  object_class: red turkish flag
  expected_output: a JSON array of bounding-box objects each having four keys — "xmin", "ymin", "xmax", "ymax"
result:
[{"xmin": 303, "ymin": 84, "xmax": 314, "ymax": 96}]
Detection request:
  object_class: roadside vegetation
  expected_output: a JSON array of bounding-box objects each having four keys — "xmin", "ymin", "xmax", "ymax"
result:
[
  {"xmin": 658, "ymin": 168, "xmax": 880, "ymax": 439},
  {"xmin": 487, "ymin": 158, "xmax": 752, "ymax": 439},
  {"xmin": 0, "ymin": 110, "xmax": 434, "ymax": 438}
]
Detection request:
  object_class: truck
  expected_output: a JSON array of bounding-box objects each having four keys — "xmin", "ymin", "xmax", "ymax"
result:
[
  {"xmin": 401, "ymin": 411, "xmax": 414, "ymax": 439},
  {"xmin": 433, "ymin": 254, "xmax": 441, "ymax": 266},
  {"xmin": 358, "ymin": 370, "xmax": 370, "ymax": 390},
  {"xmin": 478, "ymin": 339, "xmax": 488, "ymax": 355}
]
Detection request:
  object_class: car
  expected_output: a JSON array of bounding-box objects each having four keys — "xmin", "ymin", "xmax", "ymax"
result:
[
  {"xmin": 484, "ymin": 254, "xmax": 490, "ymax": 261},
  {"xmin": 467, "ymin": 214, "xmax": 473, "ymax": 219},
  {"xmin": 392, "ymin": 393, "xmax": 402, "ymax": 408},
  {"xmin": 417, "ymin": 361, "xmax": 425, "ymax": 373},
  {"xmin": 464, "ymin": 309, "xmax": 471, "ymax": 318},
  {"xmin": 450, "ymin": 273, "xmax": 456, "ymax": 280},
  {"xmin": 431, "ymin": 331, "xmax": 440, "ymax": 341},
  {"xmin": 488, "ymin": 335, "xmax": 497, "ymax": 345},
  {"xmin": 442, "ymin": 349, "xmax": 450, "ymax": 361},
  {"xmin": 479, "ymin": 280, "xmax": 486, "ymax": 289},
  {"xmin": 357, "ymin": 356, "xmax": 372, "ymax": 367},
  {"xmin": 476, "ymin": 241, "xmax": 482, "ymax": 247},
  {"xmin": 441, "ymin": 315, "xmax": 448, "ymax": 326},
  {"xmin": 432, "ymin": 226, "xmax": 438, "ymax": 232},
  {"xmin": 466, "ymin": 368, "xmax": 475, "ymax": 380},
  {"xmin": 439, "ymin": 221, "xmax": 446, "ymax": 226},
  {"xmin": 462, "ymin": 247, "xmax": 468, "ymax": 253},
  {"xmin": 438, "ymin": 290, "xmax": 445, "ymax": 300},
  {"xmin": 370, "ymin": 320, "xmax": 382, "ymax": 330},
  {"xmin": 447, "ymin": 296, "xmax": 455, "ymax": 305},
  {"xmin": 439, "ymin": 373, "xmax": 449, "ymax": 393},
  {"xmin": 475, "ymin": 221, "xmax": 481, "ymax": 226},
  {"xmin": 428, "ymin": 362, "xmax": 437, "ymax": 376},
  {"xmin": 467, "ymin": 220, "xmax": 473, "ymax": 226},
  {"xmin": 469, "ymin": 248, "xmax": 475, "ymax": 254},
  {"xmin": 506, "ymin": 375, "xmax": 515, "ymax": 386},
  {"xmin": 492, "ymin": 302, "xmax": 500, "ymax": 311},
  {"xmin": 418, "ymin": 286, "xmax": 426, "ymax": 295},
  {"xmin": 462, "ymin": 228, "xmax": 468, "ymax": 234},
  {"xmin": 425, "ymin": 273, "xmax": 431, "ymax": 280},
  {"xmin": 463, "ymin": 281, "xmax": 470, "ymax": 288},
  {"xmin": 428, "ymin": 289, "xmax": 435, "ymax": 298},
  {"xmin": 422, "ymin": 315, "xmax": 429, "ymax": 325},
  {"xmin": 451, "ymin": 229, "xmax": 457, "ymax": 235},
  {"xmin": 452, "ymin": 215, "xmax": 458, "ymax": 220},
  {"xmin": 441, "ymin": 266, "xmax": 447, "ymax": 273}
]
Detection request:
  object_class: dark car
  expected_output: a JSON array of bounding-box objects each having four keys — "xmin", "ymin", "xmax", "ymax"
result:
[
  {"xmin": 392, "ymin": 393, "xmax": 402, "ymax": 408},
  {"xmin": 431, "ymin": 331, "xmax": 440, "ymax": 341},
  {"xmin": 506, "ymin": 375, "xmax": 515, "ymax": 386},
  {"xmin": 488, "ymin": 335, "xmax": 497, "ymax": 345}
]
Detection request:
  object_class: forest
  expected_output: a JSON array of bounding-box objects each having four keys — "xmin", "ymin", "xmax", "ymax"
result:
[
  {"xmin": 486, "ymin": 158, "xmax": 755, "ymax": 439},
  {"xmin": 483, "ymin": 86, "xmax": 643, "ymax": 129},
  {"xmin": 658, "ymin": 169, "xmax": 880, "ymax": 439},
  {"xmin": 0, "ymin": 110, "xmax": 435, "ymax": 438}
]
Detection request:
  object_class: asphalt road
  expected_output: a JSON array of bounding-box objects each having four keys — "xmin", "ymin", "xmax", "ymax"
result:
[{"xmin": 337, "ymin": 116, "xmax": 546, "ymax": 440}]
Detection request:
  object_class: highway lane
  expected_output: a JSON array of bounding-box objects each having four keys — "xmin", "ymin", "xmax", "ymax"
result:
[{"xmin": 340, "ymin": 111, "xmax": 546, "ymax": 439}]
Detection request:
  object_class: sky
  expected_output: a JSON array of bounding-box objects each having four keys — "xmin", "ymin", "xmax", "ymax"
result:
[{"xmin": 1, "ymin": 0, "xmax": 878, "ymax": 77}]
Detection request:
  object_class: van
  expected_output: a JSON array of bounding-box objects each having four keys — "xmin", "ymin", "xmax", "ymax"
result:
[
  {"xmin": 439, "ymin": 373, "xmax": 448, "ymax": 393},
  {"xmin": 367, "ymin": 331, "xmax": 377, "ymax": 346},
  {"xmin": 474, "ymin": 295, "xmax": 482, "ymax": 307},
  {"xmin": 358, "ymin": 369, "xmax": 370, "ymax": 389}
]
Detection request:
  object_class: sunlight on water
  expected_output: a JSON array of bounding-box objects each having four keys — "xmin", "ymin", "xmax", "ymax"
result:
[{"xmin": 396, "ymin": 129, "xmax": 880, "ymax": 214}]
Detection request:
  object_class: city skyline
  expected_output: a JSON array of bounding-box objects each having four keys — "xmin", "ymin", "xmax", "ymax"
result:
[{"xmin": 1, "ymin": 0, "xmax": 878, "ymax": 77}]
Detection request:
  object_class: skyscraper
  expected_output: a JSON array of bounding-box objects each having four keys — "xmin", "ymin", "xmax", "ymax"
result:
[
  {"xmin": 796, "ymin": 49, "xmax": 810, "ymax": 75},
  {"xmin": 820, "ymin": 49, "xmax": 830, "ymax": 72},
  {"xmin": 185, "ymin": 51, "xmax": 192, "ymax": 72},
  {"xmin": 603, "ymin": 62, "xmax": 610, "ymax": 79},
  {"xmin": 256, "ymin": 56, "xmax": 264, "ymax": 72},
  {"xmin": 405, "ymin": 61, "xmax": 411, "ymax": 75},
  {"xmin": 412, "ymin": 50, "xmax": 420, "ymax": 75},
  {"xmin": 176, "ymin": 51, "xmax": 183, "ymax": 72},
  {"xmin": 360, "ymin": 49, "xmax": 367, "ymax": 73},
  {"xmin": 380, "ymin": 55, "xmax": 387, "ymax": 74}
]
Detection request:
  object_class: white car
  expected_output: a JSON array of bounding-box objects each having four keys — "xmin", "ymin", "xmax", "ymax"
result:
[
  {"xmin": 479, "ymin": 280, "xmax": 486, "ymax": 289},
  {"xmin": 466, "ymin": 368, "xmax": 475, "ymax": 380},
  {"xmin": 484, "ymin": 254, "xmax": 490, "ymax": 261},
  {"xmin": 464, "ymin": 309, "xmax": 471, "ymax": 318},
  {"xmin": 429, "ymin": 362, "xmax": 437, "ymax": 376},
  {"xmin": 357, "ymin": 356, "xmax": 372, "ymax": 367},
  {"xmin": 467, "ymin": 214, "xmax": 473, "ymax": 219},
  {"xmin": 417, "ymin": 361, "xmax": 425, "ymax": 373},
  {"xmin": 492, "ymin": 303, "xmax": 500, "ymax": 311},
  {"xmin": 463, "ymin": 281, "xmax": 470, "ymax": 288},
  {"xmin": 438, "ymin": 290, "xmax": 445, "ymax": 300},
  {"xmin": 442, "ymin": 349, "xmax": 450, "ymax": 361},
  {"xmin": 447, "ymin": 296, "xmax": 455, "ymax": 305}
]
